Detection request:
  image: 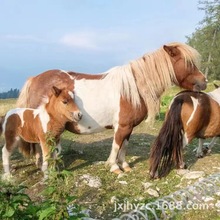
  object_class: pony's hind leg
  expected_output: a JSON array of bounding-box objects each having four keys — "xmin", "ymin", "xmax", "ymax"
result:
[
  {"xmin": 203, "ymin": 137, "xmax": 218, "ymax": 155},
  {"xmin": 2, "ymin": 144, "xmax": 11, "ymax": 175},
  {"xmin": 196, "ymin": 138, "xmax": 204, "ymax": 158}
]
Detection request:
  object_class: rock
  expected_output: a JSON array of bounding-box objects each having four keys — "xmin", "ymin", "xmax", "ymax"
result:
[
  {"xmin": 110, "ymin": 196, "xmax": 118, "ymax": 204},
  {"xmin": 176, "ymin": 169, "xmax": 190, "ymax": 176},
  {"xmin": 142, "ymin": 182, "xmax": 153, "ymax": 189},
  {"xmin": 118, "ymin": 180, "xmax": 128, "ymax": 185},
  {"xmin": 182, "ymin": 171, "xmax": 205, "ymax": 180},
  {"xmin": 117, "ymin": 173, "xmax": 127, "ymax": 179},
  {"xmin": 80, "ymin": 174, "xmax": 102, "ymax": 188},
  {"xmin": 146, "ymin": 188, "xmax": 159, "ymax": 197},
  {"xmin": 202, "ymin": 196, "xmax": 215, "ymax": 202}
]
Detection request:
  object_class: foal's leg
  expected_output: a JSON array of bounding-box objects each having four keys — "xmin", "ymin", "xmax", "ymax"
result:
[
  {"xmin": 34, "ymin": 144, "xmax": 42, "ymax": 168},
  {"xmin": 2, "ymin": 138, "xmax": 18, "ymax": 180},
  {"xmin": 2, "ymin": 144, "xmax": 11, "ymax": 176},
  {"xmin": 40, "ymin": 139, "xmax": 50, "ymax": 176},
  {"xmin": 52, "ymin": 141, "xmax": 62, "ymax": 159}
]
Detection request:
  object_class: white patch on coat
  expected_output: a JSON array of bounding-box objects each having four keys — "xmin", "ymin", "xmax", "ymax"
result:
[
  {"xmin": 2, "ymin": 108, "xmax": 29, "ymax": 133},
  {"xmin": 208, "ymin": 87, "xmax": 220, "ymax": 104},
  {"xmin": 74, "ymin": 77, "xmax": 121, "ymax": 134},
  {"xmin": 186, "ymin": 96, "xmax": 199, "ymax": 126},
  {"xmin": 37, "ymin": 106, "xmax": 50, "ymax": 133},
  {"xmin": 182, "ymin": 131, "xmax": 189, "ymax": 147}
]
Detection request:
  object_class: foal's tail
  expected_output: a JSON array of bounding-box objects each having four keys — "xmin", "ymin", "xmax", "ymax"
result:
[
  {"xmin": 16, "ymin": 77, "xmax": 33, "ymax": 107},
  {"xmin": 149, "ymin": 97, "xmax": 184, "ymax": 178},
  {"xmin": 0, "ymin": 116, "xmax": 4, "ymax": 136},
  {"xmin": 16, "ymin": 77, "xmax": 35, "ymax": 157}
]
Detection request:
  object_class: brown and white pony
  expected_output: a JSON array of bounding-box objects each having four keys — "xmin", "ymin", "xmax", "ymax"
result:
[
  {"xmin": 149, "ymin": 85, "xmax": 220, "ymax": 179},
  {"xmin": 0, "ymin": 86, "xmax": 82, "ymax": 179},
  {"xmin": 16, "ymin": 42, "xmax": 207, "ymax": 174}
]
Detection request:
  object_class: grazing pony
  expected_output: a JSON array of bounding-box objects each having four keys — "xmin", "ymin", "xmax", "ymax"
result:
[
  {"xmin": 0, "ymin": 86, "xmax": 82, "ymax": 178},
  {"xmin": 16, "ymin": 42, "xmax": 207, "ymax": 174},
  {"xmin": 149, "ymin": 85, "xmax": 220, "ymax": 178}
]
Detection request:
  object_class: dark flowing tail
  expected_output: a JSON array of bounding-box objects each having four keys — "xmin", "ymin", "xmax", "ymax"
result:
[{"xmin": 149, "ymin": 97, "xmax": 184, "ymax": 178}]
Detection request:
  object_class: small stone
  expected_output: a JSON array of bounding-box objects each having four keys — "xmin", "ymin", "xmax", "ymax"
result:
[
  {"xmin": 202, "ymin": 196, "xmax": 215, "ymax": 202},
  {"xmin": 142, "ymin": 182, "xmax": 153, "ymax": 189},
  {"xmin": 182, "ymin": 171, "xmax": 205, "ymax": 180},
  {"xmin": 110, "ymin": 196, "xmax": 118, "ymax": 204},
  {"xmin": 146, "ymin": 188, "xmax": 159, "ymax": 197},
  {"xmin": 118, "ymin": 181, "xmax": 128, "ymax": 185},
  {"xmin": 176, "ymin": 169, "xmax": 189, "ymax": 176},
  {"xmin": 80, "ymin": 174, "xmax": 102, "ymax": 188}
]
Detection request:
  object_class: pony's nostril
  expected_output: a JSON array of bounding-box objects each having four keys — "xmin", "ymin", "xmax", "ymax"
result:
[{"xmin": 78, "ymin": 112, "xmax": 83, "ymax": 120}]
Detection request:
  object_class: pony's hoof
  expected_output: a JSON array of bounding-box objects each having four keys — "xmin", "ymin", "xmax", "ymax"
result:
[
  {"xmin": 196, "ymin": 153, "xmax": 204, "ymax": 158},
  {"xmin": 202, "ymin": 146, "xmax": 210, "ymax": 156},
  {"xmin": 123, "ymin": 166, "xmax": 132, "ymax": 172},
  {"xmin": 112, "ymin": 169, "xmax": 123, "ymax": 175}
]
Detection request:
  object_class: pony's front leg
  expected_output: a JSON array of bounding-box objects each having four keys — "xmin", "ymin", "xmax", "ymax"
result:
[
  {"xmin": 106, "ymin": 139, "xmax": 122, "ymax": 174},
  {"xmin": 106, "ymin": 125, "xmax": 132, "ymax": 174},
  {"xmin": 117, "ymin": 140, "xmax": 132, "ymax": 172}
]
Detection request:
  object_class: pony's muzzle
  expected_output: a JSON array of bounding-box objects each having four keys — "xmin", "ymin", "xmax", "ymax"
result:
[{"xmin": 193, "ymin": 81, "xmax": 207, "ymax": 92}]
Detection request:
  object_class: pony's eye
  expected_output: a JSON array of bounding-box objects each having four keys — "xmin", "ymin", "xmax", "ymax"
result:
[{"xmin": 62, "ymin": 100, "xmax": 68, "ymax": 105}]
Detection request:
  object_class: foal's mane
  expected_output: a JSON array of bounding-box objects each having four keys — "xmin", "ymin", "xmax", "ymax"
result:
[{"xmin": 103, "ymin": 42, "xmax": 201, "ymax": 121}]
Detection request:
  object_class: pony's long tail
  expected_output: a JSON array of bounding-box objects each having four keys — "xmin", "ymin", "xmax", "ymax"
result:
[
  {"xmin": 149, "ymin": 97, "xmax": 184, "ymax": 178},
  {"xmin": 16, "ymin": 77, "xmax": 33, "ymax": 108}
]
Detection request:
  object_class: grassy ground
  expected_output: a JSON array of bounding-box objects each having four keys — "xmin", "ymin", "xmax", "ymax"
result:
[{"xmin": 1, "ymin": 84, "xmax": 220, "ymax": 219}]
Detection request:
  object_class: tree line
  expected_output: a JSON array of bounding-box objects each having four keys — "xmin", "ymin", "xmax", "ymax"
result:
[
  {"xmin": 186, "ymin": 0, "xmax": 220, "ymax": 80},
  {"xmin": 0, "ymin": 88, "xmax": 20, "ymax": 99}
]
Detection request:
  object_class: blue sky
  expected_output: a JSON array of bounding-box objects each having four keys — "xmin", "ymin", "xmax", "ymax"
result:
[{"xmin": 0, "ymin": 0, "xmax": 204, "ymax": 91}]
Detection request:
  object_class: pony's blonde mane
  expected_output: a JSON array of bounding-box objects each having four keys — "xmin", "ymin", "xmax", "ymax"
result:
[
  {"xmin": 130, "ymin": 42, "xmax": 201, "ymax": 121},
  {"xmin": 103, "ymin": 42, "xmax": 201, "ymax": 122},
  {"xmin": 103, "ymin": 65, "xmax": 141, "ymax": 108}
]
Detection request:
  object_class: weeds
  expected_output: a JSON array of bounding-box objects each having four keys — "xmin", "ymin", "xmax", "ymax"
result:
[{"xmin": 0, "ymin": 132, "xmax": 87, "ymax": 220}]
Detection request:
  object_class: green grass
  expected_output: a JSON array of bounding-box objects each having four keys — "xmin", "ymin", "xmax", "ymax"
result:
[{"xmin": 1, "ymin": 83, "xmax": 220, "ymax": 219}]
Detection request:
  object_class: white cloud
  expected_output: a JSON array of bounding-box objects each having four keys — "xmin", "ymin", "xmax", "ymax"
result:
[
  {"xmin": 59, "ymin": 31, "xmax": 98, "ymax": 50},
  {"xmin": 1, "ymin": 34, "xmax": 45, "ymax": 43},
  {"xmin": 59, "ymin": 29, "xmax": 131, "ymax": 51}
]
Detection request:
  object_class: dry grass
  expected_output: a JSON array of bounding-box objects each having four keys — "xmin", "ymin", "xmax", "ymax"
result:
[{"xmin": 1, "ymin": 84, "xmax": 220, "ymax": 219}]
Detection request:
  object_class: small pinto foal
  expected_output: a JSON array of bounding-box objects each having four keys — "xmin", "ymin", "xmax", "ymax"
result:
[{"xmin": 0, "ymin": 86, "xmax": 82, "ymax": 178}]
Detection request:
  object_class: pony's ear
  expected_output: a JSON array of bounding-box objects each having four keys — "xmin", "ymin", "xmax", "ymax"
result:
[
  {"xmin": 163, "ymin": 45, "xmax": 180, "ymax": 57},
  {"xmin": 52, "ymin": 86, "xmax": 62, "ymax": 97},
  {"xmin": 214, "ymin": 83, "xmax": 219, "ymax": 89}
]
